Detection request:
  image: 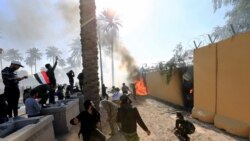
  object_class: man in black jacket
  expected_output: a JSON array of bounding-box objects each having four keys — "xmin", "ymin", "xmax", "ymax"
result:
[
  {"xmin": 66, "ymin": 70, "xmax": 75, "ymax": 94},
  {"xmin": 1, "ymin": 61, "xmax": 28, "ymax": 118},
  {"xmin": 117, "ymin": 94, "xmax": 151, "ymax": 141},
  {"xmin": 45, "ymin": 56, "xmax": 58, "ymax": 104},
  {"xmin": 70, "ymin": 100, "xmax": 105, "ymax": 141},
  {"xmin": 77, "ymin": 71, "xmax": 84, "ymax": 92}
]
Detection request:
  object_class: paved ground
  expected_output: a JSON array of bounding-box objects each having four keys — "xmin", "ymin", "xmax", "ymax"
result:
[{"xmin": 56, "ymin": 96, "xmax": 248, "ymax": 141}]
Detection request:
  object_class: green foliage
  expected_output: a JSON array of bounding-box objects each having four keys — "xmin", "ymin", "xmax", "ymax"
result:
[
  {"xmin": 158, "ymin": 60, "xmax": 177, "ymax": 84},
  {"xmin": 158, "ymin": 43, "xmax": 189, "ymax": 84},
  {"xmin": 212, "ymin": 0, "xmax": 250, "ymax": 41}
]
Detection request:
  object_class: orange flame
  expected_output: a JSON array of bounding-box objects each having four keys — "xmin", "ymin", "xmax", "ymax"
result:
[{"xmin": 135, "ymin": 78, "xmax": 148, "ymax": 96}]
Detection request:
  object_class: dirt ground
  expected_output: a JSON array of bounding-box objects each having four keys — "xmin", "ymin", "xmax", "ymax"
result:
[
  {"xmin": 102, "ymin": 96, "xmax": 248, "ymax": 141},
  {"xmin": 57, "ymin": 96, "xmax": 248, "ymax": 141}
]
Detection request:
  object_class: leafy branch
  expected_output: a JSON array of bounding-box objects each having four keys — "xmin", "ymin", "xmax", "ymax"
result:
[{"xmin": 158, "ymin": 43, "xmax": 190, "ymax": 84}]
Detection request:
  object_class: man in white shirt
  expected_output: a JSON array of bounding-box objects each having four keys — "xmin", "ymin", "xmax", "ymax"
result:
[{"xmin": 112, "ymin": 88, "xmax": 122, "ymax": 105}]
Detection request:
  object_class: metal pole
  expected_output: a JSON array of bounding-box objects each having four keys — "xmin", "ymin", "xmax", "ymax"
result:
[
  {"xmin": 193, "ymin": 41, "xmax": 198, "ymax": 49},
  {"xmin": 208, "ymin": 34, "xmax": 214, "ymax": 44},
  {"xmin": 230, "ymin": 24, "xmax": 236, "ymax": 35}
]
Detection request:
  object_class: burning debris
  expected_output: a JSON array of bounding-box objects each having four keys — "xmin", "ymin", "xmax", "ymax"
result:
[
  {"xmin": 113, "ymin": 42, "xmax": 149, "ymax": 96},
  {"xmin": 135, "ymin": 78, "xmax": 148, "ymax": 96}
]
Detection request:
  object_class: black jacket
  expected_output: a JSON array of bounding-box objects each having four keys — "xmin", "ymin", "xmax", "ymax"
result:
[
  {"xmin": 76, "ymin": 110, "xmax": 100, "ymax": 135},
  {"xmin": 67, "ymin": 71, "xmax": 75, "ymax": 83},
  {"xmin": 1, "ymin": 67, "xmax": 19, "ymax": 87},
  {"xmin": 46, "ymin": 61, "xmax": 57, "ymax": 85}
]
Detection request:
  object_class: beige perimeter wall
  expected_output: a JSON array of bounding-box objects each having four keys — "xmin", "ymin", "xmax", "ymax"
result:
[
  {"xmin": 146, "ymin": 71, "xmax": 183, "ymax": 106},
  {"xmin": 192, "ymin": 31, "xmax": 250, "ymax": 138},
  {"xmin": 192, "ymin": 44, "xmax": 217, "ymax": 123}
]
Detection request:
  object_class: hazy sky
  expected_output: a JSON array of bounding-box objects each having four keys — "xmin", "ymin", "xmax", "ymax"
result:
[
  {"xmin": 96, "ymin": 0, "xmax": 229, "ymax": 65},
  {"xmin": 0, "ymin": 0, "xmax": 230, "ymax": 85}
]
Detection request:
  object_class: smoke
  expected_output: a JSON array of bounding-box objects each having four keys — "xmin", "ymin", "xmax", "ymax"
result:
[
  {"xmin": 0, "ymin": 0, "xmax": 80, "ymax": 48},
  {"xmin": 114, "ymin": 42, "xmax": 139, "ymax": 82},
  {"xmin": 57, "ymin": 0, "xmax": 80, "ymax": 33}
]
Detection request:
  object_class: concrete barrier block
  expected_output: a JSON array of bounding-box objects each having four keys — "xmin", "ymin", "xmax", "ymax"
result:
[
  {"xmin": 1, "ymin": 115, "xmax": 55, "ymax": 141},
  {"xmin": 214, "ymin": 114, "xmax": 250, "ymax": 138},
  {"xmin": 41, "ymin": 99, "xmax": 79, "ymax": 135},
  {"xmin": 192, "ymin": 107, "xmax": 215, "ymax": 123}
]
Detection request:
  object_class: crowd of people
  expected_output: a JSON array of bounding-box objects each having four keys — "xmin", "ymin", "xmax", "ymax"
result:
[
  {"xmin": 0, "ymin": 58, "xmax": 83, "ymax": 123},
  {"xmin": 0, "ymin": 59, "xmax": 195, "ymax": 141},
  {"xmin": 71, "ymin": 88, "xmax": 151, "ymax": 141}
]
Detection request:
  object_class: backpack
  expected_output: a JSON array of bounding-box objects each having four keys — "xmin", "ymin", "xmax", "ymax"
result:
[{"xmin": 184, "ymin": 120, "xmax": 195, "ymax": 134}]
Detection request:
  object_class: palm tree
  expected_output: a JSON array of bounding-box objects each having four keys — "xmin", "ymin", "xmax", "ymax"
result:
[
  {"xmin": 99, "ymin": 9, "xmax": 122, "ymax": 86},
  {"xmin": 68, "ymin": 38, "xmax": 82, "ymax": 68},
  {"xmin": 26, "ymin": 47, "xmax": 42, "ymax": 73},
  {"xmin": 79, "ymin": 0, "xmax": 100, "ymax": 109},
  {"xmin": 45, "ymin": 46, "xmax": 62, "ymax": 64},
  {"xmin": 5, "ymin": 49, "xmax": 23, "ymax": 62},
  {"xmin": 25, "ymin": 56, "xmax": 35, "ymax": 74},
  {"xmin": 58, "ymin": 58, "xmax": 66, "ymax": 68}
]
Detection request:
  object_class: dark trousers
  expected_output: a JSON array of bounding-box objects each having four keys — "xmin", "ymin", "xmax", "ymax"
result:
[
  {"xmin": 39, "ymin": 94, "xmax": 49, "ymax": 105},
  {"xmin": 5, "ymin": 87, "xmax": 20, "ymax": 118},
  {"xmin": 79, "ymin": 82, "xmax": 83, "ymax": 92},
  {"xmin": 49, "ymin": 89, "xmax": 55, "ymax": 104},
  {"xmin": 49, "ymin": 84, "xmax": 56, "ymax": 104},
  {"xmin": 69, "ymin": 81, "xmax": 74, "ymax": 94},
  {"xmin": 102, "ymin": 92, "xmax": 109, "ymax": 100},
  {"xmin": 82, "ymin": 129, "xmax": 105, "ymax": 141}
]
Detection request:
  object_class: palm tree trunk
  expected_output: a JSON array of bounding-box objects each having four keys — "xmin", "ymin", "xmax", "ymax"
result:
[{"xmin": 80, "ymin": 0, "xmax": 100, "ymax": 110}]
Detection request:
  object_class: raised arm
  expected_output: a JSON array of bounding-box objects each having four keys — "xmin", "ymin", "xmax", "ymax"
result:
[
  {"xmin": 52, "ymin": 56, "xmax": 58, "ymax": 71},
  {"xmin": 135, "ymin": 108, "xmax": 150, "ymax": 135}
]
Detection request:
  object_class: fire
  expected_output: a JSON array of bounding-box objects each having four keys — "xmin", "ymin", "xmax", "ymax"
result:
[{"xmin": 135, "ymin": 78, "xmax": 148, "ymax": 96}]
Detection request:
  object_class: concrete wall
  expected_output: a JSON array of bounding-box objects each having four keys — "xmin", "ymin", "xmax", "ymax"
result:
[
  {"xmin": 192, "ymin": 44, "xmax": 217, "ymax": 123},
  {"xmin": 146, "ymin": 71, "xmax": 183, "ymax": 106},
  {"xmin": 192, "ymin": 31, "xmax": 250, "ymax": 138},
  {"xmin": 41, "ymin": 99, "xmax": 79, "ymax": 135},
  {"xmin": 2, "ymin": 116, "xmax": 55, "ymax": 141}
]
